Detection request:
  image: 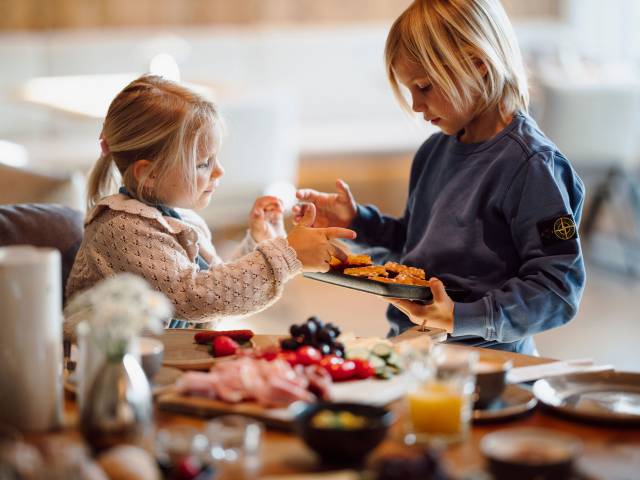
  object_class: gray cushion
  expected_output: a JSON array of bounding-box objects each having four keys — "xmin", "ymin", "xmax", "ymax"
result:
[{"xmin": 0, "ymin": 203, "xmax": 84, "ymax": 301}]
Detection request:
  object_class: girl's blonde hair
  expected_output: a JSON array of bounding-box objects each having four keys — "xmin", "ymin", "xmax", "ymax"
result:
[
  {"xmin": 87, "ymin": 75, "xmax": 222, "ymax": 210},
  {"xmin": 385, "ymin": 0, "xmax": 529, "ymax": 118}
]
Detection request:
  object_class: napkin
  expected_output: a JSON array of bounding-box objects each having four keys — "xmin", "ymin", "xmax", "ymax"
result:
[{"xmin": 507, "ymin": 358, "xmax": 614, "ymax": 384}]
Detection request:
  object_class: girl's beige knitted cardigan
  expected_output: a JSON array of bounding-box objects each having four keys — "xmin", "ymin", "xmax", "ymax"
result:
[{"xmin": 64, "ymin": 194, "xmax": 302, "ymax": 337}]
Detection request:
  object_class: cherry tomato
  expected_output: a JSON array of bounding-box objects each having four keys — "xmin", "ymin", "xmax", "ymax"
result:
[
  {"xmin": 319, "ymin": 355, "xmax": 343, "ymax": 370},
  {"xmin": 327, "ymin": 359, "xmax": 357, "ymax": 382},
  {"xmin": 295, "ymin": 346, "xmax": 322, "ymax": 366},
  {"xmin": 352, "ymin": 358, "xmax": 376, "ymax": 379},
  {"xmin": 277, "ymin": 351, "xmax": 299, "ymax": 366},
  {"xmin": 256, "ymin": 346, "xmax": 280, "ymax": 361}
]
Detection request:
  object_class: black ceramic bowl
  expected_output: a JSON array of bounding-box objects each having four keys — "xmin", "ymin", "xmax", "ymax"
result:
[
  {"xmin": 474, "ymin": 360, "xmax": 512, "ymax": 408},
  {"xmin": 295, "ymin": 402, "xmax": 394, "ymax": 465},
  {"xmin": 481, "ymin": 427, "xmax": 582, "ymax": 480}
]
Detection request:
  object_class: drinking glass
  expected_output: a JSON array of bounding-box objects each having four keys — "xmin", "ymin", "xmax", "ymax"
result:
[
  {"xmin": 404, "ymin": 344, "xmax": 477, "ymax": 446},
  {"xmin": 205, "ymin": 415, "xmax": 263, "ymax": 476}
]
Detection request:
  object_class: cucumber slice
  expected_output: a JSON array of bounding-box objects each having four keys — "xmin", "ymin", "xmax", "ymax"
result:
[
  {"xmin": 368, "ymin": 355, "xmax": 386, "ymax": 369},
  {"xmin": 376, "ymin": 367, "xmax": 393, "ymax": 380},
  {"xmin": 385, "ymin": 353, "xmax": 402, "ymax": 368},
  {"xmin": 386, "ymin": 364, "xmax": 401, "ymax": 375},
  {"xmin": 372, "ymin": 343, "xmax": 392, "ymax": 359}
]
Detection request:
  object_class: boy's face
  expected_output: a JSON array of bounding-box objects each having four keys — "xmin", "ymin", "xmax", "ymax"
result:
[
  {"xmin": 164, "ymin": 128, "xmax": 224, "ymax": 210},
  {"xmin": 393, "ymin": 51, "xmax": 475, "ymax": 137}
]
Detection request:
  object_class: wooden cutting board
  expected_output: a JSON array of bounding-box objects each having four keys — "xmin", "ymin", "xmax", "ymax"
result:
[
  {"xmin": 156, "ymin": 329, "xmax": 443, "ymax": 428},
  {"xmin": 160, "ymin": 328, "xmax": 446, "ymax": 371},
  {"xmin": 160, "ymin": 330, "xmax": 277, "ymax": 370},
  {"xmin": 157, "ymin": 391, "xmax": 303, "ymax": 430},
  {"xmin": 391, "ymin": 325, "xmax": 448, "ymax": 344},
  {"xmin": 157, "ymin": 373, "xmax": 411, "ymax": 430}
]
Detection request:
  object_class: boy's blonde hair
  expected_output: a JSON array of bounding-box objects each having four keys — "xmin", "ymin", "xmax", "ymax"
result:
[
  {"xmin": 385, "ymin": 0, "xmax": 529, "ymax": 118},
  {"xmin": 87, "ymin": 75, "xmax": 222, "ymax": 210}
]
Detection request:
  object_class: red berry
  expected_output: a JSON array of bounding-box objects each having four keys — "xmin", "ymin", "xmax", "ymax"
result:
[
  {"xmin": 212, "ymin": 335, "xmax": 239, "ymax": 357},
  {"xmin": 176, "ymin": 455, "xmax": 201, "ymax": 479}
]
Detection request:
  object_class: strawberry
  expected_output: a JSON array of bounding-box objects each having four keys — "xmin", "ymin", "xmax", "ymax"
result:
[{"xmin": 211, "ymin": 335, "xmax": 239, "ymax": 357}]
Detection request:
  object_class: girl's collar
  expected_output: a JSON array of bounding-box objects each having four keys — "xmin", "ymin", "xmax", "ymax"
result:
[
  {"xmin": 118, "ymin": 187, "xmax": 183, "ymax": 221},
  {"xmin": 86, "ymin": 193, "xmax": 190, "ymax": 235}
]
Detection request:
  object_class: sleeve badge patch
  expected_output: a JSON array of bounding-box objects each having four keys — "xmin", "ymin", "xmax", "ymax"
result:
[{"xmin": 537, "ymin": 215, "xmax": 578, "ymax": 246}]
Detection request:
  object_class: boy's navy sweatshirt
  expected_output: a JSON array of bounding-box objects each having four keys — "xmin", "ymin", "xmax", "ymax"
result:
[{"xmin": 352, "ymin": 113, "xmax": 586, "ymax": 354}]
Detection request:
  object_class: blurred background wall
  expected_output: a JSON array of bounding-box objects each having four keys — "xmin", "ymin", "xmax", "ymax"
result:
[{"xmin": 1, "ymin": 0, "xmax": 557, "ymax": 29}]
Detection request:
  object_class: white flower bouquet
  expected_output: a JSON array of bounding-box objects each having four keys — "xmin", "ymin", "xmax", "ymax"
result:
[{"xmin": 66, "ymin": 273, "xmax": 173, "ymax": 360}]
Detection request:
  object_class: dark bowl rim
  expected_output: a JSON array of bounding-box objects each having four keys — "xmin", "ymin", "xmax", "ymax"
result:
[{"xmin": 295, "ymin": 401, "xmax": 395, "ymax": 432}]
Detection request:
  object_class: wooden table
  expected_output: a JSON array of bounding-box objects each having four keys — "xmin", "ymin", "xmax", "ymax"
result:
[{"xmin": 59, "ymin": 343, "xmax": 640, "ymax": 479}]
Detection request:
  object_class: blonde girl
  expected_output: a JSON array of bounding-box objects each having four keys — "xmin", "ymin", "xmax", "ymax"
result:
[
  {"xmin": 66, "ymin": 75, "xmax": 354, "ymax": 335},
  {"xmin": 295, "ymin": 0, "xmax": 585, "ymax": 354}
]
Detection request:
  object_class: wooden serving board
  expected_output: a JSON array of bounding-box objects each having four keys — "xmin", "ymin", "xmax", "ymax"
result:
[
  {"xmin": 157, "ymin": 373, "xmax": 411, "ymax": 429},
  {"xmin": 157, "ymin": 391, "xmax": 304, "ymax": 429},
  {"xmin": 160, "ymin": 330, "xmax": 276, "ymax": 370},
  {"xmin": 391, "ymin": 325, "xmax": 448, "ymax": 344}
]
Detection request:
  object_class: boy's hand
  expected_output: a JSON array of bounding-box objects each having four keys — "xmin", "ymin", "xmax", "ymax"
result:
[
  {"xmin": 385, "ymin": 278, "xmax": 455, "ymax": 333},
  {"xmin": 293, "ymin": 179, "xmax": 357, "ymax": 228},
  {"xmin": 287, "ymin": 203, "xmax": 357, "ymax": 272},
  {"xmin": 249, "ymin": 196, "xmax": 286, "ymax": 243}
]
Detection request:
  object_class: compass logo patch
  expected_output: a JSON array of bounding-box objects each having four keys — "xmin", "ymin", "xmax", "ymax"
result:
[{"xmin": 538, "ymin": 215, "xmax": 577, "ymax": 246}]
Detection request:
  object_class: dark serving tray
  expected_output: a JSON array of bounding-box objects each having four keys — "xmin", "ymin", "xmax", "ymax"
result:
[{"xmin": 304, "ymin": 270, "xmax": 467, "ymax": 302}]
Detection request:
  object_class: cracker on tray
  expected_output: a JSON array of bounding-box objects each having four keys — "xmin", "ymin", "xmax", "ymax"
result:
[
  {"xmin": 369, "ymin": 274, "xmax": 430, "ymax": 286},
  {"xmin": 329, "ymin": 254, "xmax": 373, "ymax": 270},
  {"xmin": 343, "ymin": 265, "xmax": 388, "ymax": 277},
  {"xmin": 384, "ymin": 261, "xmax": 426, "ymax": 280}
]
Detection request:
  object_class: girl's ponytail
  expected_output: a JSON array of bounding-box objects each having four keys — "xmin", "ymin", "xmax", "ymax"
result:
[{"xmin": 86, "ymin": 151, "xmax": 117, "ymax": 210}]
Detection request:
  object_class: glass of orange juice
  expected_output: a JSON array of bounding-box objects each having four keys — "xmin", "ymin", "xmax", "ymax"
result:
[{"xmin": 404, "ymin": 345, "xmax": 477, "ymax": 446}]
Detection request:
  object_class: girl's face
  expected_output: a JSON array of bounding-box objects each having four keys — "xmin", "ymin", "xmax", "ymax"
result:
[
  {"xmin": 393, "ymin": 51, "xmax": 476, "ymax": 137},
  {"xmin": 163, "ymin": 128, "xmax": 224, "ymax": 210}
]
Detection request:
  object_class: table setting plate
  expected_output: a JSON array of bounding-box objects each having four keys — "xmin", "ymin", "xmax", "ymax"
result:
[
  {"xmin": 473, "ymin": 384, "xmax": 537, "ymax": 422},
  {"xmin": 533, "ymin": 371, "xmax": 640, "ymax": 424},
  {"xmin": 65, "ymin": 365, "xmax": 183, "ymax": 398}
]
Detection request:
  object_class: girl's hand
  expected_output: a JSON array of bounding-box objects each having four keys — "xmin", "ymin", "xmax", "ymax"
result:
[
  {"xmin": 287, "ymin": 203, "xmax": 357, "ymax": 272},
  {"xmin": 249, "ymin": 196, "xmax": 286, "ymax": 243},
  {"xmin": 386, "ymin": 278, "xmax": 455, "ymax": 333},
  {"xmin": 293, "ymin": 179, "xmax": 357, "ymax": 228}
]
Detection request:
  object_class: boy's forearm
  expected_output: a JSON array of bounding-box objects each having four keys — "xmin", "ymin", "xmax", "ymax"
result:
[{"xmin": 452, "ymin": 253, "xmax": 585, "ymax": 343}]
